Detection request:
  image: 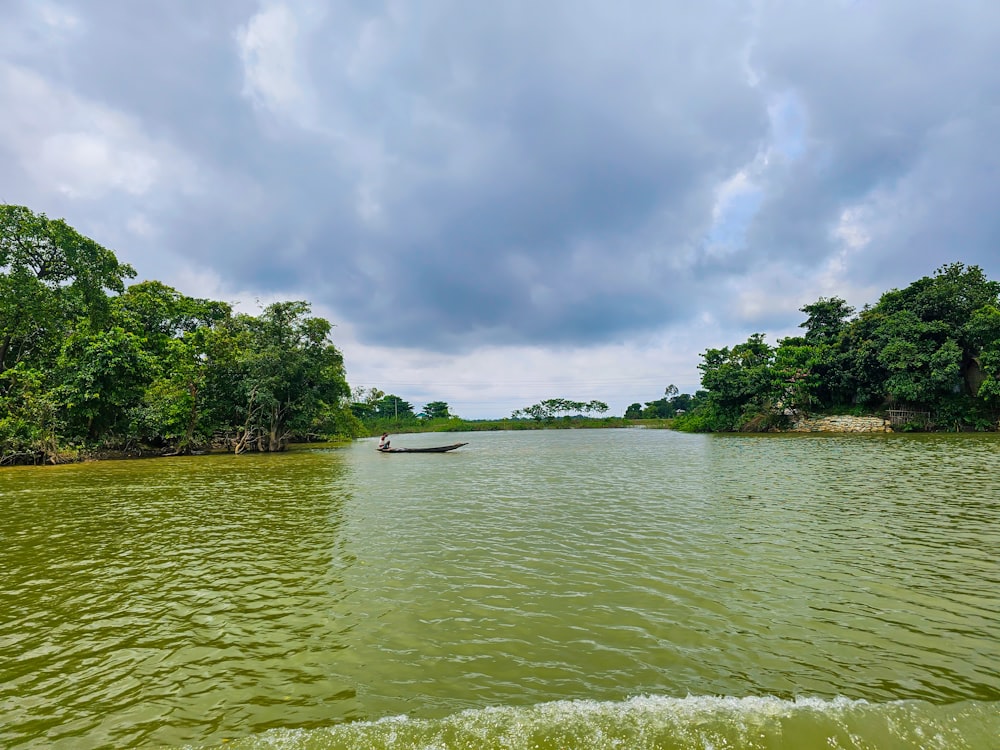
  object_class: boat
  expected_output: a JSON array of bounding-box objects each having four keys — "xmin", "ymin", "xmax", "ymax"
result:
[{"xmin": 378, "ymin": 442, "xmax": 468, "ymax": 453}]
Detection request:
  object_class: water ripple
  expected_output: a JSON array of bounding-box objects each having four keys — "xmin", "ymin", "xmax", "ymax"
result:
[{"xmin": 2, "ymin": 431, "xmax": 999, "ymax": 748}]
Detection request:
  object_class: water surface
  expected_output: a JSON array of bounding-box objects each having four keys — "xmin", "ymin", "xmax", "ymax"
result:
[{"xmin": 1, "ymin": 430, "xmax": 998, "ymax": 748}]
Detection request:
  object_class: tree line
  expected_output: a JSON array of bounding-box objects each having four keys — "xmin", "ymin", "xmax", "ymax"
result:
[
  {"xmin": 348, "ymin": 387, "xmax": 458, "ymax": 431},
  {"xmin": 671, "ymin": 263, "xmax": 1000, "ymax": 432},
  {"xmin": 7, "ymin": 205, "xmax": 997, "ymax": 464},
  {"xmin": 1, "ymin": 205, "xmax": 357, "ymax": 464},
  {"xmin": 625, "ymin": 384, "xmax": 707, "ymax": 420}
]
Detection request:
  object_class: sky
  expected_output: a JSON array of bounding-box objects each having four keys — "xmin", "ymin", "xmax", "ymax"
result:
[{"xmin": 2, "ymin": 1, "xmax": 999, "ymax": 418}]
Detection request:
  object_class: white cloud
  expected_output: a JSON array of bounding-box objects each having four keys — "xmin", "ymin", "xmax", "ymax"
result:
[
  {"xmin": 126, "ymin": 214, "xmax": 155, "ymax": 238},
  {"xmin": 833, "ymin": 206, "xmax": 871, "ymax": 252},
  {"xmin": 38, "ymin": 3, "xmax": 81, "ymax": 32},
  {"xmin": 39, "ymin": 132, "xmax": 159, "ymax": 199},
  {"xmin": 236, "ymin": 4, "xmax": 312, "ymax": 120},
  {"xmin": 339, "ymin": 334, "xmax": 706, "ymax": 420},
  {"xmin": 0, "ymin": 63, "xmax": 197, "ymax": 200}
]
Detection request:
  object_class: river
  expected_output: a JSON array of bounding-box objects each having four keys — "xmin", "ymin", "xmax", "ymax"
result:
[{"xmin": 1, "ymin": 429, "xmax": 997, "ymax": 748}]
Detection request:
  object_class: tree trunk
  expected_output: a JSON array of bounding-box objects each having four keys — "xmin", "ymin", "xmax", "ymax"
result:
[
  {"xmin": 179, "ymin": 381, "xmax": 199, "ymax": 454},
  {"xmin": 268, "ymin": 406, "xmax": 281, "ymax": 452},
  {"xmin": 235, "ymin": 387, "xmax": 259, "ymax": 454},
  {"xmin": 0, "ymin": 333, "xmax": 10, "ymax": 374}
]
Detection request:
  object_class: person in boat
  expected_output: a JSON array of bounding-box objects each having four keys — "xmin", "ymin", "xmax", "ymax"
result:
[{"xmin": 377, "ymin": 432, "xmax": 390, "ymax": 451}]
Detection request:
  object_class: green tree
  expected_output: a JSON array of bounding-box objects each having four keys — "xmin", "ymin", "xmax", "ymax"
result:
[
  {"xmin": 965, "ymin": 305, "xmax": 1000, "ymax": 406},
  {"xmin": 798, "ymin": 296, "xmax": 855, "ymax": 345},
  {"xmin": 204, "ymin": 301, "xmax": 351, "ymax": 452},
  {"xmin": 686, "ymin": 263, "xmax": 1000, "ymax": 431},
  {"xmin": 697, "ymin": 333, "xmax": 776, "ymax": 430},
  {"xmin": 113, "ymin": 281, "xmax": 233, "ymax": 452},
  {"xmin": 846, "ymin": 263, "xmax": 999, "ymax": 410},
  {"xmin": 770, "ymin": 339, "xmax": 824, "ymax": 411},
  {"xmin": 421, "ymin": 401, "xmax": 451, "ymax": 419},
  {"xmin": 513, "ymin": 398, "xmax": 609, "ymax": 420},
  {"xmin": 641, "ymin": 398, "xmax": 672, "ymax": 418},
  {"xmin": 54, "ymin": 326, "xmax": 153, "ymax": 441},
  {"xmin": 0, "ymin": 366, "xmax": 61, "ymax": 464},
  {"xmin": 586, "ymin": 400, "xmax": 609, "ymax": 415},
  {"xmin": 350, "ymin": 386, "xmax": 385, "ymax": 422},
  {"xmin": 375, "ymin": 394, "xmax": 415, "ymax": 421},
  {"xmin": 0, "ymin": 204, "xmax": 135, "ymax": 373}
]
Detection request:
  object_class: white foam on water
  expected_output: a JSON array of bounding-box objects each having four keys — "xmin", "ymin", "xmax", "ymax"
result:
[{"xmin": 203, "ymin": 694, "xmax": 1000, "ymax": 750}]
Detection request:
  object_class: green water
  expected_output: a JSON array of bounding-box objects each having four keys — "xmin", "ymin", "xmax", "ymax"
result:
[{"xmin": 1, "ymin": 429, "xmax": 998, "ymax": 748}]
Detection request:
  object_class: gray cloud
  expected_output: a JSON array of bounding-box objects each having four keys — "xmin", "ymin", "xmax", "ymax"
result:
[{"xmin": 2, "ymin": 0, "xmax": 998, "ymax": 367}]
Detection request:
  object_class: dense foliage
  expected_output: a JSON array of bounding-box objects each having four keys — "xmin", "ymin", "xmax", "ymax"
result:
[
  {"xmin": 0, "ymin": 205, "xmax": 357, "ymax": 464},
  {"xmin": 624, "ymin": 384, "xmax": 708, "ymax": 419},
  {"xmin": 675, "ymin": 263, "xmax": 1000, "ymax": 432}
]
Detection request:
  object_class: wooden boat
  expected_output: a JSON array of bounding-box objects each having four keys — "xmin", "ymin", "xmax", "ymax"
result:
[{"xmin": 378, "ymin": 442, "xmax": 468, "ymax": 453}]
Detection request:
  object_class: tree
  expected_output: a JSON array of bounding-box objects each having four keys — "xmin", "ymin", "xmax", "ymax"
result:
[
  {"xmin": 799, "ymin": 296, "xmax": 855, "ymax": 345},
  {"xmin": 0, "ymin": 365, "xmax": 61, "ymax": 464},
  {"xmin": 965, "ymin": 305, "xmax": 1000, "ymax": 403},
  {"xmin": 350, "ymin": 386, "xmax": 385, "ymax": 421},
  {"xmin": 375, "ymin": 394, "xmax": 415, "ymax": 421},
  {"xmin": 685, "ymin": 263, "xmax": 1000, "ymax": 431},
  {"xmin": 421, "ymin": 401, "xmax": 451, "ymax": 419},
  {"xmin": 586, "ymin": 400, "xmax": 609, "ymax": 415},
  {"xmin": 513, "ymin": 398, "xmax": 609, "ymax": 420},
  {"xmin": 866, "ymin": 312, "xmax": 961, "ymax": 405},
  {"xmin": 203, "ymin": 301, "xmax": 350, "ymax": 452},
  {"xmin": 54, "ymin": 326, "xmax": 152, "ymax": 441},
  {"xmin": 113, "ymin": 281, "xmax": 233, "ymax": 452},
  {"xmin": 0, "ymin": 204, "xmax": 135, "ymax": 373},
  {"xmin": 697, "ymin": 333, "xmax": 776, "ymax": 429},
  {"xmin": 845, "ymin": 264, "xmax": 1000, "ymax": 409},
  {"xmin": 770, "ymin": 339, "xmax": 824, "ymax": 411}
]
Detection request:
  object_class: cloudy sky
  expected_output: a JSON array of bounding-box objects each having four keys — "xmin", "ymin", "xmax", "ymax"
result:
[{"xmin": 2, "ymin": 1, "xmax": 998, "ymax": 418}]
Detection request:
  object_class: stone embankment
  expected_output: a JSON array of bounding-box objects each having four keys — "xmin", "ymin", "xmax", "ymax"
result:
[{"xmin": 788, "ymin": 415, "xmax": 893, "ymax": 433}]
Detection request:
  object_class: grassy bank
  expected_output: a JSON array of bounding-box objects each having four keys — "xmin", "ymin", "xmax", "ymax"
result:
[{"xmin": 364, "ymin": 416, "xmax": 676, "ymax": 435}]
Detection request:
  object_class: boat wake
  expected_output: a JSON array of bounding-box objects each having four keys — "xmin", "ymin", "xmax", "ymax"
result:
[{"xmin": 196, "ymin": 694, "xmax": 999, "ymax": 749}]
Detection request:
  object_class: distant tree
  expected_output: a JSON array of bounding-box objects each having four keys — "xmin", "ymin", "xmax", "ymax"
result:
[
  {"xmin": 513, "ymin": 398, "xmax": 609, "ymax": 420},
  {"xmin": 624, "ymin": 402, "xmax": 643, "ymax": 419},
  {"xmin": 642, "ymin": 398, "xmax": 671, "ymax": 418},
  {"xmin": 586, "ymin": 400, "xmax": 609, "ymax": 415},
  {"xmin": 375, "ymin": 394, "xmax": 414, "ymax": 421},
  {"xmin": 421, "ymin": 401, "xmax": 451, "ymax": 419},
  {"xmin": 349, "ymin": 387, "xmax": 385, "ymax": 421}
]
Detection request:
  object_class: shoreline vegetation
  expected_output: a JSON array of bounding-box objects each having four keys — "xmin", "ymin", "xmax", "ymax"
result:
[{"xmin": 3, "ymin": 204, "xmax": 1000, "ymax": 466}]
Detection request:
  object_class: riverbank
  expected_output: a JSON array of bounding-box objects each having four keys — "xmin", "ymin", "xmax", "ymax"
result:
[
  {"xmin": 368, "ymin": 416, "xmax": 641, "ymax": 435},
  {"xmin": 787, "ymin": 415, "xmax": 894, "ymax": 433}
]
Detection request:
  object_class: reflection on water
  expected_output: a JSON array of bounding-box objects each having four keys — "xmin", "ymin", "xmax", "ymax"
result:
[{"xmin": 1, "ymin": 431, "xmax": 998, "ymax": 748}]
